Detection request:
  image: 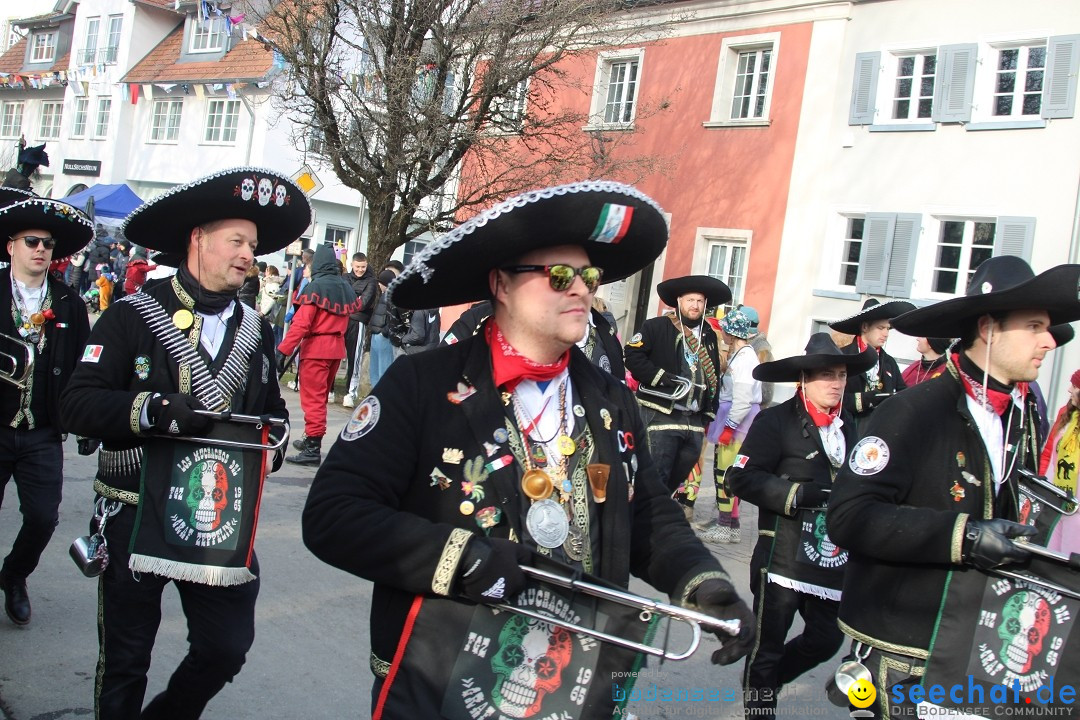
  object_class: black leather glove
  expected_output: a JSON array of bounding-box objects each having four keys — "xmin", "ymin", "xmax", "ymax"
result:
[
  {"xmin": 656, "ymin": 372, "xmax": 679, "ymax": 389},
  {"xmin": 963, "ymin": 519, "xmax": 1037, "ymax": 571},
  {"xmin": 275, "ymin": 351, "xmax": 289, "ymax": 375},
  {"xmin": 146, "ymin": 393, "xmax": 211, "ymax": 436},
  {"xmin": 269, "ymin": 428, "xmax": 288, "ymax": 473},
  {"xmin": 77, "ymin": 437, "xmax": 102, "ymax": 456},
  {"xmin": 455, "ymin": 537, "xmax": 530, "ymax": 603},
  {"xmin": 795, "ymin": 482, "xmax": 830, "ymax": 510},
  {"xmin": 690, "ymin": 579, "xmax": 756, "ymax": 666}
]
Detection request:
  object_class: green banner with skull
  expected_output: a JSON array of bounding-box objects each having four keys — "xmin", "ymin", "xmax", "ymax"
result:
[{"xmin": 128, "ymin": 419, "xmax": 268, "ymax": 586}]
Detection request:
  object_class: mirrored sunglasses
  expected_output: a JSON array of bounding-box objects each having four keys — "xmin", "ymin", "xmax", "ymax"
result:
[
  {"xmin": 11, "ymin": 235, "xmax": 57, "ymax": 250},
  {"xmin": 501, "ymin": 264, "xmax": 603, "ymax": 293}
]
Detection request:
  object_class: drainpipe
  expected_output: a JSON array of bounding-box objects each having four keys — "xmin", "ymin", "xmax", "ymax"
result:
[
  {"xmin": 1046, "ymin": 171, "xmax": 1080, "ymax": 410},
  {"xmin": 237, "ymin": 90, "xmax": 257, "ymax": 165}
]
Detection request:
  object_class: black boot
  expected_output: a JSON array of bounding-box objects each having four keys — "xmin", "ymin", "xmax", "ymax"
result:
[
  {"xmin": 292, "ymin": 433, "xmax": 308, "ymax": 451},
  {"xmin": 286, "ymin": 435, "xmax": 322, "ymax": 466},
  {"xmin": 0, "ymin": 571, "xmax": 30, "ymax": 626}
]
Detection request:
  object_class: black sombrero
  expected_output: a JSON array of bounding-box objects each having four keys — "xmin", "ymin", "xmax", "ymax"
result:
[
  {"xmin": 656, "ymin": 275, "xmax": 732, "ymax": 308},
  {"xmin": 892, "ymin": 256, "xmax": 1080, "ymax": 339},
  {"xmin": 829, "ymin": 298, "xmax": 917, "ymax": 336},
  {"xmin": 1050, "ymin": 323, "xmax": 1075, "ymax": 348},
  {"xmin": 122, "ymin": 167, "xmax": 311, "ymax": 258},
  {"xmin": 753, "ymin": 332, "xmax": 878, "ymax": 383},
  {"xmin": 0, "ymin": 187, "xmax": 34, "ymax": 209},
  {"xmin": 387, "ymin": 181, "xmax": 668, "ymax": 309},
  {"xmin": 0, "ymin": 197, "xmax": 94, "ymax": 261}
]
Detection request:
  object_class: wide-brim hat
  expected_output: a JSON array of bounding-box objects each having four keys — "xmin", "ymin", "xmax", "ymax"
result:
[
  {"xmin": 892, "ymin": 257, "xmax": 1080, "ymax": 339},
  {"xmin": 657, "ymin": 275, "xmax": 732, "ymax": 308},
  {"xmin": 1051, "ymin": 323, "xmax": 1075, "ymax": 348},
  {"xmin": 122, "ymin": 167, "xmax": 312, "ymax": 258},
  {"xmin": 0, "ymin": 187, "xmax": 34, "ymax": 209},
  {"xmin": 829, "ymin": 298, "xmax": 917, "ymax": 336},
  {"xmin": 754, "ymin": 332, "xmax": 878, "ymax": 383},
  {"xmin": 388, "ymin": 180, "xmax": 668, "ymax": 309},
  {"xmin": 0, "ymin": 197, "xmax": 93, "ymax": 261}
]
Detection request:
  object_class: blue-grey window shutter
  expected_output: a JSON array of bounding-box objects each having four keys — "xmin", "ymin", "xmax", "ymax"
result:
[
  {"xmin": 884, "ymin": 213, "xmax": 922, "ymax": 298},
  {"xmin": 1043, "ymin": 35, "xmax": 1080, "ymax": 119},
  {"xmin": 993, "ymin": 217, "xmax": 1035, "ymax": 261},
  {"xmin": 855, "ymin": 213, "xmax": 894, "ymax": 295},
  {"xmin": 932, "ymin": 44, "xmax": 977, "ymax": 122},
  {"xmin": 849, "ymin": 52, "xmax": 880, "ymax": 125}
]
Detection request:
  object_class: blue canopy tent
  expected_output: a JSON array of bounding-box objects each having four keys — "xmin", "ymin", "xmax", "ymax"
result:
[{"xmin": 63, "ymin": 183, "xmax": 144, "ymax": 221}]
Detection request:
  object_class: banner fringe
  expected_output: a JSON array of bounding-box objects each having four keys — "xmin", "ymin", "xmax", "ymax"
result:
[
  {"xmin": 128, "ymin": 554, "xmax": 256, "ymax": 587},
  {"xmin": 767, "ymin": 572, "xmax": 841, "ymax": 601}
]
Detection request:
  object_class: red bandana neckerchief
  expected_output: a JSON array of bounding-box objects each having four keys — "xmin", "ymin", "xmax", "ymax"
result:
[
  {"xmin": 487, "ymin": 320, "xmax": 570, "ymax": 393},
  {"xmin": 953, "ymin": 352, "xmax": 1028, "ymax": 416},
  {"xmin": 798, "ymin": 388, "xmax": 841, "ymax": 428}
]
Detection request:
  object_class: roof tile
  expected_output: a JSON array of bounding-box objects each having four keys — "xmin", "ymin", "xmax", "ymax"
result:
[{"xmin": 123, "ymin": 22, "xmax": 274, "ymax": 84}]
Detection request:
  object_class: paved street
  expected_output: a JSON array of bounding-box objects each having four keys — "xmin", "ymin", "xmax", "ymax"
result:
[{"xmin": 0, "ymin": 386, "xmax": 846, "ymax": 719}]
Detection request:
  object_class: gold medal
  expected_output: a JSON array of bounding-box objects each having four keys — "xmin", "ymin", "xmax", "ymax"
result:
[
  {"xmin": 521, "ymin": 469, "xmax": 554, "ymax": 500},
  {"xmin": 172, "ymin": 309, "xmax": 194, "ymax": 330},
  {"xmin": 557, "ymin": 434, "xmax": 575, "ymax": 456},
  {"xmin": 29, "ymin": 312, "xmax": 45, "ymax": 325}
]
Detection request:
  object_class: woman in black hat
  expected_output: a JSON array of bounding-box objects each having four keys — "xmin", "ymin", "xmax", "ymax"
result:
[
  {"xmin": 829, "ymin": 298, "xmax": 914, "ymax": 426},
  {"xmin": 726, "ymin": 333, "xmax": 876, "ymax": 718}
]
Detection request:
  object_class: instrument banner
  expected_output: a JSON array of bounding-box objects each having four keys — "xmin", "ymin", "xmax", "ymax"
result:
[
  {"xmin": 922, "ymin": 554, "xmax": 1080, "ymax": 713},
  {"xmin": 128, "ymin": 420, "xmax": 267, "ymax": 586}
]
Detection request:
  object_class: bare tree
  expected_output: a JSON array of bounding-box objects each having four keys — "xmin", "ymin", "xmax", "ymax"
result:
[{"xmin": 257, "ymin": 0, "xmax": 672, "ymax": 270}]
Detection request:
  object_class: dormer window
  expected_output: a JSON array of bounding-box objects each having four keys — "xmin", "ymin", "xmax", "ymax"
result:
[
  {"xmin": 30, "ymin": 30, "xmax": 56, "ymax": 62},
  {"xmin": 189, "ymin": 15, "xmax": 226, "ymax": 53}
]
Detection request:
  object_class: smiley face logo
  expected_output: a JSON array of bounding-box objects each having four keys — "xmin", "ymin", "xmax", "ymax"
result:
[{"xmin": 848, "ymin": 678, "xmax": 876, "ymax": 709}]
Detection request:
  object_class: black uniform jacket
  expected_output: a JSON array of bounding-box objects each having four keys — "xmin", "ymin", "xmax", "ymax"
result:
[
  {"xmin": 841, "ymin": 342, "xmax": 905, "ymax": 420},
  {"xmin": 827, "ymin": 355, "xmax": 1039, "ymax": 656},
  {"xmin": 303, "ymin": 328, "xmax": 727, "ymax": 677},
  {"xmin": 727, "ymin": 396, "xmax": 855, "ymax": 593},
  {"xmin": 624, "ymin": 314, "xmax": 720, "ymax": 417},
  {"xmin": 59, "ymin": 277, "xmax": 287, "ymax": 493},
  {"xmin": 0, "ymin": 268, "xmax": 89, "ymax": 435}
]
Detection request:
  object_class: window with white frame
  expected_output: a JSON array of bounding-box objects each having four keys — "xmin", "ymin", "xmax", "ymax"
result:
[
  {"xmin": 149, "ymin": 99, "xmax": 183, "ymax": 142},
  {"xmin": 204, "ymin": 99, "xmax": 240, "ymax": 143},
  {"xmin": 706, "ymin": 240, "xmax": 748, "ymax": 312},
  {"xmin": 992, "ymin": 44, "xmax": 1046, "ymax": 117},
  {"xmin": 189, "ymin": 15, "xmax": 226, "ymax": 53},
  {"xmin": 589, "ymin": 50, "xmax": 643, "ymax": 127},
  {"xmin": 845, "ymin": 213, "xmax": 922, "ymax": 298},
  {"xmin": 324, "ymin": 226, "xmax": 350, "ymax": 250},
  {"xmin": 71, "ymin": 97, "xmax": 88, "ymax": 137},
  {"xmin": 838, "ymin": 217, "xmax": 864, "ymax": 287},
  {"xmin": 490, "ymin": 79, "xmax": 528, "ymax": 132},
  {"xmin": 94, "ymin": 98, "xmax": 111, "ymax": 138},
  {"xmin": 104, "ymin": 15, "xmax": 122, "ymax": 64},
  {"xmin": 892, "ymin": 52, "xmax": 936, "ymax": 120},
  {"xmin": 403, "ymin": 240, "xmax": 428, "ymax": 267},
  {"xmin": 39, "ymin": 101, "xmax": 62, "ymax": 139},
  {"xmin": 30, "ymin": 30, "xmax": 56, "ymax": 62},
  {"xmin": 709, "ymin": 34, "xmax": 779, "ymax": 125},
  {"xmin": 81, "ymin": 17, "xmax": 99, "ymax": 65},
  {"xmin": 0, "ymin": 101, "xmax": 23, "ymax": 137},
  {"xmin": 931, "ymin": 220, "xmax": 995, "ymax": 295}
]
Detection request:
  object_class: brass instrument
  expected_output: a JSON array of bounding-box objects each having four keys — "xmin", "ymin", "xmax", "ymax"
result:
[
  {"xmin": 0, "ymin": 331, "xmax": 34, "ymax": 389},
  {"xmin": 1018, "ymin": 467, "xmax": 1077, "ymax": 515},
  {"xmin": 158, "ymin": 410, "xmax": 290, "ymax": 451},
  {"xmin": 496, "ymin": 565, "xmax": 741, "ymax": 661},
  {"xmin": 635, "ymin": 375, "xmax": 702, "ymax": 403}
]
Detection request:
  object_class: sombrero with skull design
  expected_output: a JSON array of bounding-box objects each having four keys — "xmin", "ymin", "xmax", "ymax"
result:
[{"xmin": 122, "ymin": 167, "xmax": 311, "ymax": 257}]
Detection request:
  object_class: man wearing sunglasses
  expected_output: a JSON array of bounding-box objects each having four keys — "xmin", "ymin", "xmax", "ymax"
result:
[
  {"xmin": 0, "ymin": 194, "xmax": 93, "ymax": 626},
  {"xmin": 624, "ymin": 276, "xmax": 731, "ymax": 498},
  {"xmin": 303, "ymin": 182, "xmax": 755, "ymax": 719}
]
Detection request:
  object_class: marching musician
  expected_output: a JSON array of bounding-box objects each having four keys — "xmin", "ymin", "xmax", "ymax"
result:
[
  {"xmin": 624, "ymin": 275, "xmax": 729, "ymax": 496},
  {"xmin": 302, "ymin": 182, "xmax": 755, "ymax": 718},
  {"xmin": 828, "ymin": 256, "xmax": 1080, "ymax": 718},
  {"xmin": 0, "ymin": 191, "xmax": 92, "ymax": 626},
  {"xmin": 59, "ymin": 168, "xmax": 304, "ymax": 719}
]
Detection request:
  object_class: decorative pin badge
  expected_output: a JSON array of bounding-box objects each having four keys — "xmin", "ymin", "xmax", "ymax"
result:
[
  {"xmin": 600, "ymin": 409, "xmax": 612, "ymax": 431},
  {"xmin": 493, "ymin": 428, "xmax": 509, "ymax": 444},
  {"xmin": 475, "ymin": 506, "xmax": 502, "ymax": 529},
  {"xmin": 501, "ymin": 391, "xmax": 512, "ymax": 406},
  {"xmin": 587, "ymin": 463, "xmax": 609, "ymax": 503},
  {"xmin": 442, "ymin": 448, "xmax": 464, "ymax": 465},
  {"xmin": 462, "ymin": 457, "xmax": 490, "ymax": 501},
  {"xmin": 956, "ymin": 452, "xmax": 966, "ymax": 469},
  {"xmin": 950, "ymin": 482, "xmax": 965, "ymax": 501},
  {"xmin": 459, "ymin": 500, "xmax": 475, "ymax": 516},
  {"xmin": 557, "ymin": 435, "xmax": 575, "ymax": 456},
  {"xmin": 573, "ymin": 404, "xmax": 585, "ymax": 418},
  {"xmin": 134, "ymin": 355, "xmax": 151, "ymax": 381},
  {"xmin": 429, "ymin": 467, "xmax": 452, "ymax": 490},
  {"xmin": 530, "ymin": 444, "xmax": 547, "ymax": 466},
  {"xmin": 486, "ymin": 454, "xmax": 514, "ymax": 473},
  {"xmin": 483, "ymin": 441, "xmax": 500, "ymax": 457},
  {"xmin": 172, "ymin": 309, "xmax": 194, "ymax": 330},
  {"xmin": 447, "ymin": 382, "xmax": 477, "ymax": 404},
  {"xmin": 961, "ymin": 470, "xmax": 981, "ymax": 487}
]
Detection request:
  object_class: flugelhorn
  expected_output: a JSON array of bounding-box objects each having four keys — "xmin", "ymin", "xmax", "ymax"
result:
[
  {"xmin": 495, "ymin": 565, "xmax": 741, "ymax": 661},
  {"xmin": 155, "ymin": 410, "xmax": 290, "ymax": 451},
  {"xmin": 0, "ymin": 331, "xmax": 34, "ymax": 389},
  {"xmin": 635, "ymin": 375, "xmax": 700, "ymax": 403}
]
